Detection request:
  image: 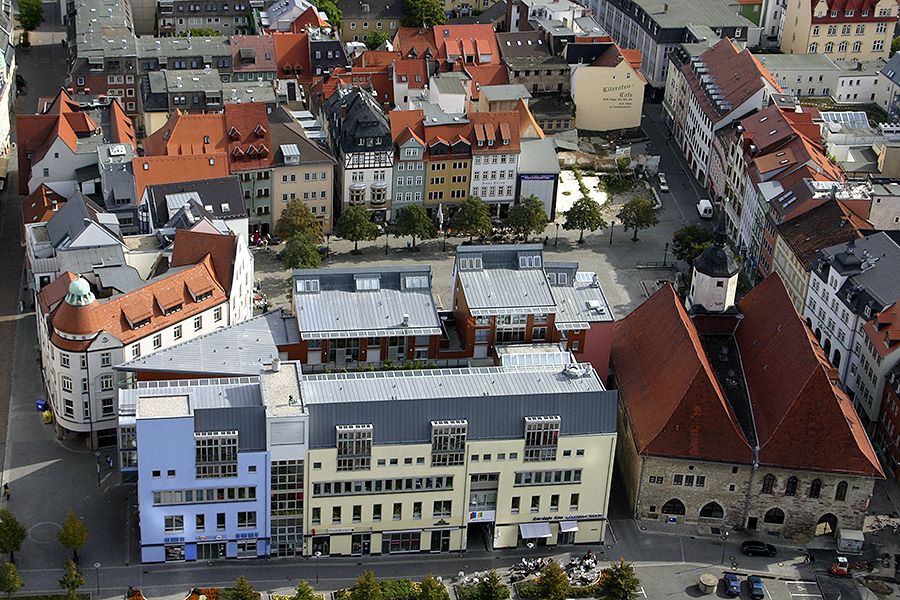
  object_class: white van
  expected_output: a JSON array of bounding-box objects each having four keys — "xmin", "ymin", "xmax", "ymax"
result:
[{"xmin": 696, "ymin": 198, "xmax": 713, "ymax": 219}]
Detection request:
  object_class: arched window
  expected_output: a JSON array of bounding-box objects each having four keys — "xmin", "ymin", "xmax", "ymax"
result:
[
  {"xmin": 814, "ymin": 328, "xmax": 822, "ymax": 342},
  {"xmin": 833, "ymin": 349, "xmax": 842, "ymax": 369},
  {"xmin": 764, "ymin": 507, "xmax": 785, "ymax": 524},
  {"xmin": 785, "ymin": 476, "xmax": 798, "ymax": 497},
  {"xmin": 761, "ymin": 473, "xmax": 775, "ymax": 494},
  {"xmin": 835, "ymin": 481, "xmax": 848, "ymax": 502},
  {"xmin": 824, "ymin": 338, "xmax": 832, "ymax": 355},
  {"xmin": 809, "ymin": 478, "xmax": 822, "ymax": 499},
  {"xmin": 661, "ymin": 498, "xmax": 686, "ymax": 515},
  {"xmin": 700, "ymin": 501, "xmax": 724, "ymax": 519}
]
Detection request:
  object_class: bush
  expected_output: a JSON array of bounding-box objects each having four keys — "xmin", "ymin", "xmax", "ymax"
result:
[
  {"xmin": 452, "ymin": 584, "xmax": 479, "ymax": 600},
  {"xmin": 336, "ymin": 580, "xmax": 420, "ymax": 600},
  {"xmin": 516, "ymin": 581, "xmax": 596, "ymax": 599}
]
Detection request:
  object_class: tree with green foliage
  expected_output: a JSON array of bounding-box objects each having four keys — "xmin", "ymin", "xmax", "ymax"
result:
[
  {"xmin": 0, "ymin": 562, "xmax": 22, "ymax": 600},
  {"xmin": 452, "ymin": 196, "xmax": 492, "ymax": 242},
  {"xmin": 365, "ymin": 30, "xmax": 391, "ymax": 50},
  {"xmin": 312, "ymin": 0, "xmax": 342, "ymax": 30},
  {"xmin": 536, "ymin": 561, "xmax": 569, "ymax": 600},
  {"xmin": 231, "ymin": 576, "xmax": 257, "ymax": 600},
  {"xmin": 275, "ymin": 199, "xmax": 323, "ymax": 242},
  {"xmin": 617, "ymin": 195, "xmax": 659, "ymax": 241},
  {"xmin": 395, "ymin": 204, "xmax": 436, "ymax": 249},
  {"xmin": 506, "ymin": 195, "xmax": 548, "ymax": 238},
  {"xmin": 334, "ymin": 205, "xmax": 379, "ymax": 252},
  {"xmin": 17, "ymin": 0, "xmax": 43, "ymax": 45},
  {"xmin": 596, "ymin": 559, "xmax": 641, "ymax": 600},
  {"xmin": 351, "ymin": 572, "xmax": 382, "ymax": 600},
  {"xmin": 58, "ymin": 509, "xmax": 88, "ymax": 563},
  {"xmin": 563, "ymin": 196, "xmax": 607, "ymax": 243},
  {"xmin": 476, "ymin": 571, "xmax": 509, "ymax": 600},
  {"xmin": 293, "ymin": 581, "xmax": 318, "ymax": 600},
  {"xmin": 0, "ymin": 511, "xmax": 26, "ymax": 564},
  {"xmin": 402, "ymin": 0, "xmax": 446, "ymax": 27},
  {"xmin": 59, "ymin": 560, "xmax": 84, "ymax": 600},
  {"xmin": 892, "ymin": 36, "xmax": 900, "ymax": 57},
  {"xmin": 417, "ymin": 576, "xmax": 448, "ymax": 600},
  {"xmin": 281, "ymin": 233, "xmax": 322, "ymax": 269},
  {"xmin": 672, "ymin": 224, "xmax": 715, "ymax": 266}
]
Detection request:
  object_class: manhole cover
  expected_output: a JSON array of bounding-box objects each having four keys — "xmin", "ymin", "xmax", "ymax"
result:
[{"xmin": 28, "ymin": 521, "xmax": 62, "ymax": 544}]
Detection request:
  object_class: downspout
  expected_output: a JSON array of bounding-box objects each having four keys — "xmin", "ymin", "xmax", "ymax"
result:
[{"xmin": 635, "ymin": 454, "xmax": 646, "ymax": 519}]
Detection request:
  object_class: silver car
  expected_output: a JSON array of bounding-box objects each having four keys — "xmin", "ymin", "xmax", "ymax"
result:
[{"xmin": 657, "ymin": 172, "xmax": 669, "ymax": 192}]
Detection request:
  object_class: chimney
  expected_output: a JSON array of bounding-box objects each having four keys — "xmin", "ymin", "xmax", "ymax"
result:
[
  {"xmin": 402, "ymin": 313, "xmax": 410, "ymax": 326},
  {"xmin": 51, "ymin": 200, "xmax": 58, "ymax": 211},
  {"xmin": 271, "ymin": 357, "xmax": 281, "ymax": 372},
  {"xmin": 664, "ymin": 2, "xmax": 669, "ymax": 12}
]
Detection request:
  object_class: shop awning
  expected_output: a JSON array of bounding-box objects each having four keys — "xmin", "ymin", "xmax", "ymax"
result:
[
  {"xmin": 559, "ymin": 521, "xmax": 579, "ymax": 533},
  {"xmin": 519, "ymin": 522, "xmax": 552, "ymax": 539}
]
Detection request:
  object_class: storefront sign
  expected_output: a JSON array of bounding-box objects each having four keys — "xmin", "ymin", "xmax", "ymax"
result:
[
  {"xmin": 468, "ymin": 510, "xmax": 496, "ymax": 523},
  {"xmin": 532, "ymin": 513, "xmax": 604, "ymax": 522},
  {"xmin": 520, "ymin": 174, "xmax": 557, "ymax": 181},
  {"xmin": 328, "ymin": 527, "xmax": 355, "ymax": 534},
  {"xmin": 600, "ymin": 84, "xmax": 635, "ymax": 110}
]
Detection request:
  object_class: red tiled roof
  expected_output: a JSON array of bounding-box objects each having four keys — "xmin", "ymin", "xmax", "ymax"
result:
[
  {"xmin": 38, "ymin": 272, "xmax": 76, "ymax": 314},
  {"xmin": 612, "ymin": 284, "xmax": 753, "ymax": 463},
  {"xmin": 735, "ymin": 275, "xmax": 883, "ymax": 477},
  {"xmin": 394, "ymin": 27, "xmax": 439, "ymax": 60},
  {"xmin": 776, "ymin": 200, "xmax": 868, "ymax": 268},
  {"xmin": 224, "ymin": 103, "xmax": 276, "ymax": 170},
  {"xmin": 169, "ymin": 229, "xmax": 239, "ymax": 294},
  {"xmin": 355, "ymin": 50, "xmax": 402, "ymax": 67},
  {"xmin": 21, "ymin": 184, "xmax": 66, "ymax": 245},
  {"xmin": 289, "ymin": 6, "xmax": 330, "ymax": 31},
  {"xmin": 49, "ymin": 257, "xmax": 227, "ymax": 351},
  {"xmin": 274, "ymin": 32, "xmax": 312, "ymax": 84},
  {"xmin": 466, "ymin": 64, "xmax": 509, "ymax": 100},
  {"xmin": 312, "ymin": 66, "xmax": 393, "ymax": 106},
  {"xmin": 143, "ymin": 112, "xmax": 228, "ymax": 156},
  {"xmin": 865, "ymin": 302, "xmax": 900, "ymax": 359},
  {"xmin": 230, "ymin": 35, "xmax": 277, "ymax": 72},
  {"xmin": 393, "ymin": 58, "xmax": 429, "ymax": 89},
  {"xmin": 132, "ymin": 154, "xmax": 230, "ymax": 201}
]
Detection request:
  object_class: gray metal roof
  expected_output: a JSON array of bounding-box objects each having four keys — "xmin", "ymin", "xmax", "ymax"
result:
[
  {"xmin": 622, "ymin": 0, "xmax": 755, "ymax": 30},
  {"xmin": 46, "ymin": 193, "xmax": 122, "ymax": 248},
  {"xmin": 819, "ymin": 232, "xmax": 900, "ymax": 311},
  {"xmin": 195, "ymin": 406, "xmax": 267, "ymax": 451},
  {"xmin": 456, "ymin": 245, "xmax": 556, "ymax": 314},
  {"xmin": 55, "ymin": 245, "xmax": 128, "ymax": 274},
  {"xmin": 94, "ymin": 265, "xmax": 144, "ymax": 294},
  {"xmin": 481, "ymin": 84, "xmax": 532, "ymax": 102},
  {"xmin": 518, "ymin": 138, "xmax": 560, "ymax": 174},
  {"xmin": 292, "ymin": 267, "xmax": 441, "ymax": 339},
  {"xmin": 550, "ymin": 270, "xmax": 614, "ymax": 327},
  {"xmin": 298, "ymin": 363, "xmax": 616, "ymax": 448},
  {"xmin": 117, "ymin": 309, "xmax": 300, "ymax": 376},
  {"xmin": 881, "ymin": 53, "xmax": 900, "ymax": 86},
  {"xmin": 754, "ymin": 52, "xmax": 839, "ymax": 72}
]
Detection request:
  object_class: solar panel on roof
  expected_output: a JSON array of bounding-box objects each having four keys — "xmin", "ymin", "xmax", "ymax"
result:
[{"xmin": 821, "ymin": 111, "xmax": 870, "ymax": 128}]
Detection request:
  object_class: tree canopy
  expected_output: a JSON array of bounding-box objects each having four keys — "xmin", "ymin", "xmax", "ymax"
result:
[
  {"xmin": 231, "ymin": 576, "xmax": 257, "ymax": 600},
  {"xmin": 596, "ymin": 559, "xmax": 641, "ymax": 600},
  {"xmin": 0, "ymin": 562, "xmax": 22, "ymax": 600},
  {"xmin": 58, "ymin": 509, "xmax": 88, "ymax": 563},
  {"xmin": 672, "ymin": 224, "xmax": 715, "ymax": 265},
  {"xmin": 395, "ymin": 205, "xmax": 436, "ymax": 249},
  {"xmin": 506, "ymin": 195, "xmax": 548, "ymax": 238},
  {"xmin": 293, "ymin": 581, "xmax": 318, "ymax": 600},
  {"xmin": 536, "ymin": 562, "xmax": 569, "ymax": 600},
  {"xmin": 476, "ymin": 571, "xmax": 509, "ymax": 600},
  {"xmin": 18, "ymin": 0, "xmax": 44, "ymax": 32},
  {"xmin": 59, "ymin": 560, "xmax": 84, "ymax": 600},
  {"xmin": 281, "ymin": 233, "xmax": 322, "ymax": 269},
  {"xmin": 0, "ymin": 511, "xmax": 26, "ymax": 564},
  {"xmin": 275, "ymin": 199, "xmax": 323, "ymax": 242},
  {"xmin": 312, "ymin": 0, "xmax": 342, "ymax": 30},
  {"xmin": 365, "ymin": 30, "xmax": 391, "ymax": 50},
  {"xmin": 452, "ymin": 196, "xmax": 493, "ymax": 242},
  {"xmin": 617, "ymin": 196, "xmax": 659, "ymax": 241},
  {"xmin": 417, "ymin": 576, "xmax": 449, "ymax": 600},
  {"xmin": 334, "ymin": 206, "xmax": 380, "ymax": 252},
  {"xmin": 351, "ymin": 572, "xmax": 382, "ymax": 600},
  {"xmin": 402, "ymin": 0, "xmax": 446, "ymax": 27},
  {"xmin": 563, "ymin": 196, "xmax": 607, "ymax": 243}
]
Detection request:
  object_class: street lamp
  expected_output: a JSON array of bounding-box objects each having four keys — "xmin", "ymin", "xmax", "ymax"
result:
[
  {"xmin": 662, "ymin": 242, "xmax": 670, "ymax": 267},
  {"xmin": 314, "ymin": 550, "xmax": 322, "ymax": 584},
  {"xmin": 93, "ymin": 562, "xmax": 101, "ymax": 598},
  {"xmin": 95, "ymin": 452, "xmax": 101, "ymax": 487},
  {"xmin": 609, "ymin": 220, "xmax": 615, "ymax": 245},
  {"xmin": 326, "ymin": 234, "xmax": 331, "ymax": 259},
  {"xmin": 720, "ymin": 532, "xmax": 729, "ymax": 565},
  {"xmin": 554, "ymin": 222, "xmax": 560, "ymax": 247}
]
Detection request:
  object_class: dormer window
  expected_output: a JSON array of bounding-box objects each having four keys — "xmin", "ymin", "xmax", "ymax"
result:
[
  {"xmin": 253, "ymin": 123, "xmax": 267, "ymax": 137},
  {"xmin": 296, "ymin": 279, "xmax": 320, "ymax": 293},
  {"xmin": 458, "ymin": 256, "xmax": 483, "ymax": 270},
  {"xmin": 228, "ymin": 126, "xmax": 241, "ymax": 140},
  {"xmin": 518, "ymin": 255, "xmax": 542, "ymax": 269},
  {"xmin": 132, "ymin": 317, "xmax": 151, "ymax": 329},
  {"xmin": 163, "ymin": 303, "xmax": 183, "ymax": 316},
  {"xmin": 355, "ymin": 276, "xmax": 380, "ymax": 291}
]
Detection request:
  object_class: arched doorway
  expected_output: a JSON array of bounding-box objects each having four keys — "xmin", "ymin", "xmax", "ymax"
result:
[
  {"xmin": 699, "ymin": 501, "xmax": 724, "ymax": 519},
  {"xmin": 764, "ymin": 507, "xmax": 785, "ymax": 524},
  {"xmin": 816, "ymin": 513, "xmax": 838, "ymax": 536},
  {"xmin": 661, "ymin": 498, "xmax": 686, "ymax": 515},
  {"xmin": 833, "ymin": 349, "xmax": 842, "ymax": 369}
]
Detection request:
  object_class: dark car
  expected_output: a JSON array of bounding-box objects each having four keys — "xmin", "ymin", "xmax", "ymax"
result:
[
  {"xmin": 747, "ymin": 575, "xmax": 765, "ymax": 599},
  {"xmin": 740, "ymin": 540, "xmax": 777, "ymax": 557},
  {"xmin": 722, "ymin": 573, "xmax": 741, "ymax": 596}
]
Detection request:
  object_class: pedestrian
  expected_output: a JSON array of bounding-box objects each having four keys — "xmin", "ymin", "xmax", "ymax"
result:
[
  {"xmin": 105, "ymin": 454, "xmax": 113, "ymax": 468},
  {"xmin": 3, "ymin": 483, "xmax": 9, "ymax": 501}
]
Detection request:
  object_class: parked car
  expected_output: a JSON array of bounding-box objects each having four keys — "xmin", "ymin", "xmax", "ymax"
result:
[
  {"xmin": 696, "ymin": 198, "xmax": 713, "ymax": 218},
  {"xmin": 831, "ymin": 556, "xmax": 849, "ymax": 576},
  {"xmin": 657, "ymin": 172, "xmax": 669, "ymax": 192},
  {"xmin": 747, "ymin": 575, "xmax": 765, "ymax": 599},
  {"xmin": 722, "ymin": 573, "xmax": 741, "ymax": 596},
  {"xmin": 740, "ymin": 540, "xmax": 777, "ymax": 557}
]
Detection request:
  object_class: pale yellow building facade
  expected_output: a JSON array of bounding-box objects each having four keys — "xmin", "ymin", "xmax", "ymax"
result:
[
  {"xmin": 781, "ymin": 0, "xmax": 898, "ymax": 62},
  {"xmin": 571, "ymin": 52, "xmax": 645, "ymax": 132}
]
